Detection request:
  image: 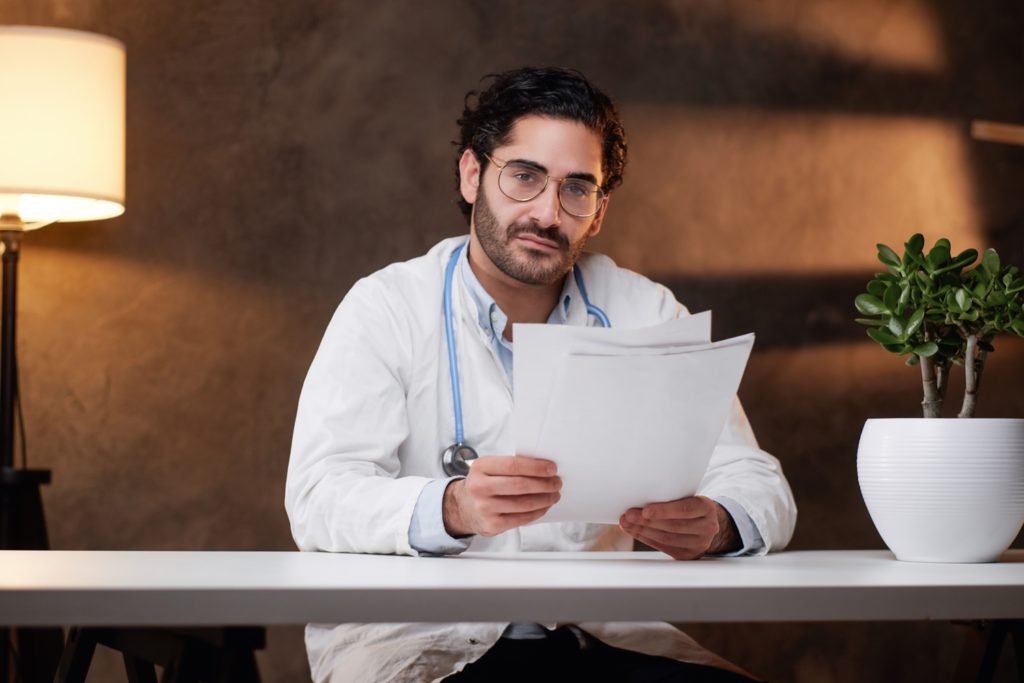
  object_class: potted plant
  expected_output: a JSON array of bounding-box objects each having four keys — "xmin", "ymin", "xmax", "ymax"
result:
[{"xmin": 854, "ymin": 233, "xmax": 1024, "ymax": 562}]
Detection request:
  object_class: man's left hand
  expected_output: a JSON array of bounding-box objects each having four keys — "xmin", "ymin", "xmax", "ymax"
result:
[{"xmin": 618, "ymin": 496, "xmax": 740, "ymax": 560}]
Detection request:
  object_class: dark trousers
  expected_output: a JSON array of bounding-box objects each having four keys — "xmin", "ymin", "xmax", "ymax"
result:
[{"xmin": 444, "ymin": 625, "xmax": 760, "ymax": 683}]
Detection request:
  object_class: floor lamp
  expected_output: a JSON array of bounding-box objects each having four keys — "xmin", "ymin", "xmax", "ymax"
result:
[{"xmin": 0, "ymin": 26, "xmax": 125, "ymax": 683}]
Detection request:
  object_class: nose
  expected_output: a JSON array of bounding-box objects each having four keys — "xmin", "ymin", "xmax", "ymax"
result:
[{"xmin": 527, "ymin": 181, "xmax": 562, "ymax": 228}]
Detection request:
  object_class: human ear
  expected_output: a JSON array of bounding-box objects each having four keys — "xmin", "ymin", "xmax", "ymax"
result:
[
  {"xmin": 587, "ymin": 194, "xmax": 610, "ymax": 237},
  {"xmin": 458, "ymin": 149, "xmax": 481, "ymax": 205}
]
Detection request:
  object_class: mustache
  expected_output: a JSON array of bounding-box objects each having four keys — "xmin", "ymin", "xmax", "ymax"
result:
[{"xmin": 505, "ymin": 223, "xmax": 569, "ymax": 249}]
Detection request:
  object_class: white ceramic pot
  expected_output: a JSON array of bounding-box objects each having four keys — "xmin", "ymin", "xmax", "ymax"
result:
[{"xmin": 857, "ymin": 418, "xmax": 1024, "ymax": 563}]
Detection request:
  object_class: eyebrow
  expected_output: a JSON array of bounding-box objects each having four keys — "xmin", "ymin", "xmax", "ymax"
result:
[{"xmin": 505, "ymin": 158, "xmax": 600, "ymax": 186}]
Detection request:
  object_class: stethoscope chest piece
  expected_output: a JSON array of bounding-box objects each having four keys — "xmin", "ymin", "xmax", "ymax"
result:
[{"xmin": 441, "ymin": 442, "xmax": 478, "ymax": 477}]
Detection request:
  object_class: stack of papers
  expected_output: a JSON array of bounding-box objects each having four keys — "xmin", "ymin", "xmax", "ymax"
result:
[{"xmin": 512, "ymin": 312, "xmax": 754, "ymax": 523}]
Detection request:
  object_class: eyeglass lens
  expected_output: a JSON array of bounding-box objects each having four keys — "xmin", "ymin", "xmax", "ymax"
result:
[{"xmin": 497, "ymin": 162, "xmax": 601, "ymax": 217}]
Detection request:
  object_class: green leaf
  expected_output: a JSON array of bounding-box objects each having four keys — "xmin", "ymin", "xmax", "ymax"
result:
[
  {"xmin": 877, "ymin": 243, "xmax": 901, "ymax": 268},
  {"xmin": 915, "ymin": 271, "xmax": 933, "ymax": 290},
  {"xmin": 983, "ymin": 248, "xmax": 1000, "ymax": 275},
  {"xmin": 883, "ymin": 284, "xmax": 900, "ymax": 312},
  {"xmin": 906, "ymin": 249, "xmax": 928, "ymax": 268},
  {"xmin": 1011, "ymin": 319, "xmax": 1024, "ymax": 336},
  {"xmin": 897, "ymin": 285, "xmax": 911, "ymax": 315},
  {"xmin": 938, "ymin": 336, "xmax": 962, "ymax": 349},
  {"xmin": 867, "ymin": 327, "xmax": 900, "ymax": 345},
  {"xmin": 946, "ymin": 289, "xmax": 962, "ymax": 312},
  {"xmin": 953, "ymin": 249, "xmax": 979, "ymax": 268},
  {"xmin": 905, "ymin": 233, "xmax": 925, "ymax": 255},
  {"xmin": 912, "ymin": 342, "xmax": 939, "ymax": 357},
  {"xmin": 855, "ymin": 317, "xmax": 886, "ymax": 327},
  {"xmin": 867, "ymin": 279, "xmax": 887, "ymax": 297},
  {"xmin": 986, "ymin": 291, "xmax": 1008, "ymax": 307},
  {"xmin": 1008, "ymin": 278, "xmax": 1024, "ymax": 294},
  {"xmin": 955, "ymin": 288, "xmax": 971, "ymax": 310},
  {"xmin": 905, "ymin": 308, "xmax": 926, "ymax": 337},
  {"xmin": 855, "ymin": 294, "xmax": 886, "ymax": 315},
  {"xmin": 905, "ymin": 355, "xmax": 920, "ymax": 366},
  {"xmin": 927, "ymin": 242, "xmax": 951, "ymax": 270},
  {"xmin": 888, "ymin": 316, "xmax": 906, "ymax": 338}
]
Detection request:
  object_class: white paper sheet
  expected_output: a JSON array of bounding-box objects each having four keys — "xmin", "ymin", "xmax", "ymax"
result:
[
  {"xmin": 512, "ymin": 315, "xmax": 753, "ymax": 524},
  {"xmin": 513, "ymin": 312, "xmax": 712, "ymax": 456}
]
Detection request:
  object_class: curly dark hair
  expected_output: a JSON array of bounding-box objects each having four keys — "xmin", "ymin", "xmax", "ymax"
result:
[{"xmin": 453, "ymin": 67, "xmax": 628, "ymax": 223}]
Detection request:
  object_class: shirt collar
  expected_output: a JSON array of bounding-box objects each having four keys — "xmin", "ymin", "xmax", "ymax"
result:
[{"xmin": 458, "ymin": 243, "xmax": 574, "ymax": 338}]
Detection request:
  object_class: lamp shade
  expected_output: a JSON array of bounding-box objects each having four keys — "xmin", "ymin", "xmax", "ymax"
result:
[{"xmin": 0, "ymin": 26, "xmax": 125, "ymax": 227}]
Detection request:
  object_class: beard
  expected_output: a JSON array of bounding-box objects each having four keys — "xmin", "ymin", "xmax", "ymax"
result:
[{"xmin": 472, "ymin": 185, "xmax": 591, "ymax": 286}]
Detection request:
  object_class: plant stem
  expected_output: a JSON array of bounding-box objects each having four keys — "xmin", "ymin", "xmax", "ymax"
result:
[
  {"xmin": 936, "ymin": 364, "xmax": 947, "ymax": 401},
  {"xmin": 920, "ymin": 355, "xmax": 942, "ymax": 418},
  {"xmin": 958, "ymin": 334, "xmax": 979, "ymax": 418},
  {"xmin": 975, "ymin": 348, "xmax": 988, "ymax": 394}
]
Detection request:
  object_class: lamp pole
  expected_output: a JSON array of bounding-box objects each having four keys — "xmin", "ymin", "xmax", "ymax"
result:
[
  {"xmin": 0, "ymin": 224, "xmax": 60, "ymax": 683},
  {"xmin": 1, "ymin": 230, "xmax": 20, "ymax": 469},
  {"xmin": 0, "ymin": 224, "xmax": 52, "ymax": 551}
]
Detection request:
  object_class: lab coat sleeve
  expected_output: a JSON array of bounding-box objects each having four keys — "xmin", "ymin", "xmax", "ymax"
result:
[
  {"xmin": 285, "ymin": 276, "xmax": 430, "ymax": 556},
  {"xmin": 696, "ymin": 397, "xmax": 797, "ymax": 554}
]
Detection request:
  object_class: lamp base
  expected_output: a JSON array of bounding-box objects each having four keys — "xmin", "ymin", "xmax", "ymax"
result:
[{"xmin": 1, "ymin": 467, "xmax": 63, "ymax": 683}]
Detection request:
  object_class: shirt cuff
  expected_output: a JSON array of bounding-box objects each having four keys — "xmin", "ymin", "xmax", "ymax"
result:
[
  {"xmin": 408, "ymin": 477, "xmax": 474, "ymax": 555},
  {"xmin": 711, "ymin": 495, "xmax": 765, "ymax": 556}
]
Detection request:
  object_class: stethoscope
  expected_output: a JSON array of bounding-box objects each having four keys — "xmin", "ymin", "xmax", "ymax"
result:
[{"xmin": 441, "ymin": 241, "xmax": 612, "ymax": 477}]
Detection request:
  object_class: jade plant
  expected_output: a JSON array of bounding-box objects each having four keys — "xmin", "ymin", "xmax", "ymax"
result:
[{"xmin": 855, "ymin": 234, "xmax": 1024, "ymax": 418}]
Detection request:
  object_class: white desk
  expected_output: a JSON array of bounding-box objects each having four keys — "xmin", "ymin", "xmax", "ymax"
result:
[{"xmin": 2, "ymin": 549, "xmax": 1023, "ymax": 626}]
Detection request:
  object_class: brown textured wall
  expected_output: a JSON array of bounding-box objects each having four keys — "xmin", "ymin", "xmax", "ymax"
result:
[{"xmin": 1, "ymin": 1, "xmax": 1022, "ymax": 681}]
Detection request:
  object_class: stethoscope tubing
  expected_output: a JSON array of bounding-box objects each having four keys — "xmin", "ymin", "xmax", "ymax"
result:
[{"xmin": 443, "ymin": 242, "xmax": 468, "ymax": 446}]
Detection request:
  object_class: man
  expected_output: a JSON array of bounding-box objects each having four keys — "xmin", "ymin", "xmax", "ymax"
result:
[{"xmin": 286, "ymin": 67, "xmax": 797, "ymax": 682}]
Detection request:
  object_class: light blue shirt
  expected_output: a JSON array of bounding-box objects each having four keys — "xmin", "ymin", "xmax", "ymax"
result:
[{"xmin": 409, "ymin": 247, "xmax": 764, "ymax": 556}]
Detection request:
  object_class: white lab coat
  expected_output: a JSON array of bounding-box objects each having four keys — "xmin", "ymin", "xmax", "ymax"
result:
[{"xmin": 286, "ymin": 236, "xmax": 797, "ymax": 682}]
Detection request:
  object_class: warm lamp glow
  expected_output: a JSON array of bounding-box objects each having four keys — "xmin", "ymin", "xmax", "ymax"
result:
[{"xmin": 0, "ymin": 26, "xmax": 125, "ymax": 228}]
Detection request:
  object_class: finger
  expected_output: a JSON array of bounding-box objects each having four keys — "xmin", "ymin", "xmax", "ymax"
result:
[
  {"xmin": 621, "ymin": 524, "xmax": 705, "ymax": 561},
  {"xmin": 642, "ymin": 496, "xmax": 714, "ymax": 521},
  {"xmin": 621, "ymin": 522, "xmax": 711, "ymax": 550},
  {"xmin": 475, "ymin": 506, "xmax": 554, "ymax": 537},
  {"xmin": 474, "ymin": 474, "xmax": 562, "ymax": 497},
  {"xmin": 499, "ymin": 507, "xmax": 555, "ymax": 528},
  {"xmin": 474, "ymin": 455, "xmax": 557, "ymax": 477},
  {"xmin": 626, "ymin": 515, "xmax": 718, "ymax": 536},
  {"xmin": 479, "ymin": 492, "xmax": 561, "ymax": 516}
]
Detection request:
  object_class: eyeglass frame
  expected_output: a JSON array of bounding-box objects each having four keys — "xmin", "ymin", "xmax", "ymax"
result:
[{"xmin": 482, "ymin": 153, "xmax": 607, "ymax": 218}]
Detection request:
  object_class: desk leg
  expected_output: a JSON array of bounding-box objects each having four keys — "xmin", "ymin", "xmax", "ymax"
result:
[
  {"xmin": 953, "ymin": 620, "xmax": 1024, "ymax": 683},
  {"xmin": 55, "ymin": 628, "xmax": 263, "ymax": 683},
  {"xmin": 122, "ymin": 653, "xmax": 157, "ymax": 683},
  {"xmin": 54, "ymin": 628, "xmax": 97, "ymax": 683},
  {"xmin": 1012, "ymin": 623, "xmax": 1024, "ymax": 683}
]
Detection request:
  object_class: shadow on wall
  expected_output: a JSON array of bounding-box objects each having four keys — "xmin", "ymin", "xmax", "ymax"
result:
[{"xmin": 20, "ymin": 1, "xmax": 1024, "ymax": 289}]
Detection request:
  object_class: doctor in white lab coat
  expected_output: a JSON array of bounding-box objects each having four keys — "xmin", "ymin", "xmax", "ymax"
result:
[{"xmin": 286, "ymin": 66, "xmax": 797, "ymax": 683}]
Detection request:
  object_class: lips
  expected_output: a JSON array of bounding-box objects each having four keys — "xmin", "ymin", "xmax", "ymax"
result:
[{"xmin": 515, "ymin": 233, "xmax": 561, "ymax": 251}]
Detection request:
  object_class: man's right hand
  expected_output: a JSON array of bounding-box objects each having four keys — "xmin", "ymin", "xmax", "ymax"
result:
[{"xmin": 442, "ymin": 455, "xmax": 561, "ymax": 537}]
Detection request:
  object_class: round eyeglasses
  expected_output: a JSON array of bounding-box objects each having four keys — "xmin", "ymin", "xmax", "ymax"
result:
[{"xmin": 484, "ymin": 154, "xmax": 606, "ymax": 218}]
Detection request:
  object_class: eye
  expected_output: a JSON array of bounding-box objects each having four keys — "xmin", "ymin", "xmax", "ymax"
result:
[
  {"xmin": 562, "ymin": 180, "xmax": 593, "ymax": 198},
  {"xmin": 508, "ymin": 165, "xmax": 542, "ymax": 186}
]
